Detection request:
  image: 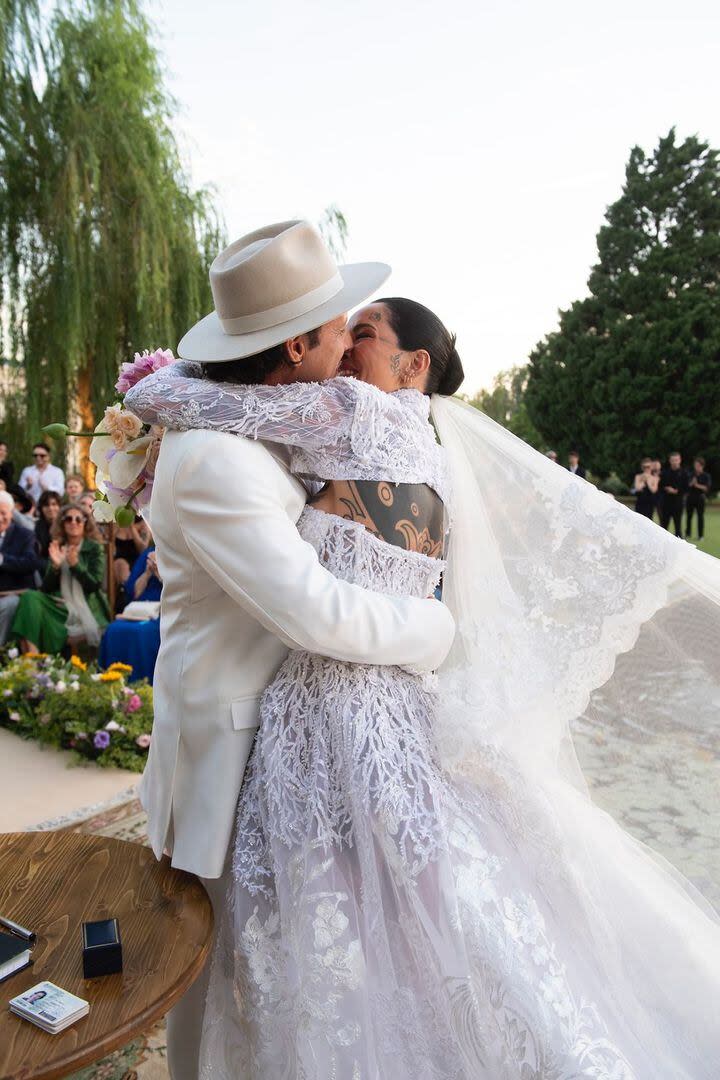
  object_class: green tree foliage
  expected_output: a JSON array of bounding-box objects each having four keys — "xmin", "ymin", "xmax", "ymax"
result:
[
  {"xmin": 0, "ymin": 0, "xmax": 223, "ymax": 468},
  {"xmin": 465, "ymin": 365, "xmax": 544, "ymax": 450},
  {"xmin": 525, "ymin": 130, "xmax": 720, "ymax": 479}
]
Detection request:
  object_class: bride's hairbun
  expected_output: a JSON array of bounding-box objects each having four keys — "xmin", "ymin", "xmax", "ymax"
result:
[
  {"xmin": 378, "ymin": 298, "xmax": 465, "ymax": 397},
  {"xmin": 437, "ymin": 338, "xmax": 464, "ymax": 397}
]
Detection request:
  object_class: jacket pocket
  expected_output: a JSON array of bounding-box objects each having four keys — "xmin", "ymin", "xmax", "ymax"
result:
[{"xmin": 230, "ymin": 693, "xmax": 263, "ymax": 731}]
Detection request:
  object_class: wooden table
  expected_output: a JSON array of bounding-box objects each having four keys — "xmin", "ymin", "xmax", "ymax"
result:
[{"xmin": 0, "ymin": 831, "xmax": 214, "ymax": 1080}]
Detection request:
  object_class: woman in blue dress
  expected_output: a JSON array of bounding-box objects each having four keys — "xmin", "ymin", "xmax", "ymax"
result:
[{"xmin": 99, "ymin": 546, "xmax": 161, "ymax": 683}]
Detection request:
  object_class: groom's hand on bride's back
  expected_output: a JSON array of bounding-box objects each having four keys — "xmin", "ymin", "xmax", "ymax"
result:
[{"xmin": 172, "ymin": 431, "xmax": 455, "ymax": 673}]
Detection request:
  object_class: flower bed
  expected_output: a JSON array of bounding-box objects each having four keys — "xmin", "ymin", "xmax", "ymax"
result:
[{"xmin": 0, "ymin": 648, "xmax": 153, "ymax": 772}]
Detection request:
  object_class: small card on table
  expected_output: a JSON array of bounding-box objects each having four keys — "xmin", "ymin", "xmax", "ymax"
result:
[{"xmin": 9, "ymin": 980, "xmax": 89, "ymax": 1034}]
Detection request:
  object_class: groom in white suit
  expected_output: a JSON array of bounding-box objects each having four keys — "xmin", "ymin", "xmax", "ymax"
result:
[{"xmin": 131, "ymin": 221, "xmax": 456, "ymax": 1079}]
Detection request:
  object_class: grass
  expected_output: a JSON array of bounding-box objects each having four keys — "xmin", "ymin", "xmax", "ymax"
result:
[
  {"xmin": 685, "ymin": 505, "xmax": 720, "ymax": 559},
  {"xmin": 616, "ymin": 498, "xmax": 720, "ymax": 559}
]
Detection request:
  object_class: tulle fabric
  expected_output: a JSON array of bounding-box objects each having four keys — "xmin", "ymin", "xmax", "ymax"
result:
[
  {"xmin": 198, "ymin": 496, "xmax": 720, "ymax": 1079},
  {"xmin": 431, "ymin": 396, "xmax": 720, "ymax": 871}
]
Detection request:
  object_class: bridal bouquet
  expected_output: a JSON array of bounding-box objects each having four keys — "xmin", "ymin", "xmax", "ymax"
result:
[{"xmin": 44, "ymin": 348, "xmax": 175, "ymax": 525}]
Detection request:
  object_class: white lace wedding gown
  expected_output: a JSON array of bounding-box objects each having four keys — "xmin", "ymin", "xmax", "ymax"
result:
[{"xmin": 127, "ymin": 367, "xmax": 720, "ymax": 1079}]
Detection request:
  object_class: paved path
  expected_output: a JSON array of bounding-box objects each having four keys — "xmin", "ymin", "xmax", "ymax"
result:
[{"xmin": 0, "ymin": 728, "xmax": 137, "ymax": 831}]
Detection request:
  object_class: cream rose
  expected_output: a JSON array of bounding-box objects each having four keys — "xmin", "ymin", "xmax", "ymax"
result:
[{"xmin": 102, "ymin": 404, "xmax": 144, "ymax": 450}]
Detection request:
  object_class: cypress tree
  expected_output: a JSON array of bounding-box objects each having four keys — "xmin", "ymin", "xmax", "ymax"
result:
[{"xmin": 525, "ymin": 130, "xmax": 720, "ymax": 479}]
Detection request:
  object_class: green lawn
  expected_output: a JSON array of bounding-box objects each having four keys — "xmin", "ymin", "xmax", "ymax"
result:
[
  {"xmin": 688, "ymin": 505, "xmax": 720, "ymax": 559},
  {"xmin": 617, "ymin": 499, "xmax": 720, "ymax": 557}
]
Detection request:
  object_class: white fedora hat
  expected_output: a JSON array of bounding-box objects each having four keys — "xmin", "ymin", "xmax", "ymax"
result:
[{"xmin": 178, "ymin": 219, "xmax": 391, "ymax": 363}]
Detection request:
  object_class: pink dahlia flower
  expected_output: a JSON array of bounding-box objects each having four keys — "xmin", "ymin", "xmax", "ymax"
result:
[{"xmin": 115, "ymin": 348, "xmax": 175, "ymax": 395}]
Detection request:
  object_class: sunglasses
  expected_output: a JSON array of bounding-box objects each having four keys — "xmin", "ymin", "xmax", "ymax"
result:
[{"xmin": 63, "ymin": 514, "xmax": 85, "ymax": 524}]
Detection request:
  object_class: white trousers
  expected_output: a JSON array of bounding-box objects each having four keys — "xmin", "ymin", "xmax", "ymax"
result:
[{"xmin": 166, "ymin": 857, "xmax": 232, "ymax": 1080}]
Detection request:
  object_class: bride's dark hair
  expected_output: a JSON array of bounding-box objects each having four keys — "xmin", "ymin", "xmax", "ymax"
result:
[{"xmin": 377, "ymin": 297, "xmax": 464, "ymax": 397}]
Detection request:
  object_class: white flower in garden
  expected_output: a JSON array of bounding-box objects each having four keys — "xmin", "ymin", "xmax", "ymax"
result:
[
  {"xmin": 3, "ymin": 689, "xmax": 13, "ymax": 698},
  {"xmin": 91, "ymin": 674, "xmax": 102, "ymax": 682},
  {"xmin": 54, "ymin": 681, "xmax": 66, "ymax": 693},
  {"xmin": 69, "ymin": 682, "xmax": 80, "ymax": 692},
  {"xmin": 9, "ymin": 711, "xmax": 20, "ymax": 722},
  {"xmin": 7, "ymin": 647, "xmax": 18, "ymax": 660},
  {"xmin": 105, "ymin": 720, "xmax": 122, "ymax": 731}
]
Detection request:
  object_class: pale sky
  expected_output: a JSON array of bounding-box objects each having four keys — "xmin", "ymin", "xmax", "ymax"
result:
[{"xmin": 151, "ymin": 0, "xmax": 720, "ymax": 394}]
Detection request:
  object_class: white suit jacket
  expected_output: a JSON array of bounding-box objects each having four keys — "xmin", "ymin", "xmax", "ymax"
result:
[{"xmin": 140, "ymin": 429, "xmax": 455, "ymax": 878}]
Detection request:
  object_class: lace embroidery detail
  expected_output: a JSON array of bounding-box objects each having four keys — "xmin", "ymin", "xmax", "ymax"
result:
[{"xmin": 124, "ymin": 363, "xmax": 452, "ymax": 509}]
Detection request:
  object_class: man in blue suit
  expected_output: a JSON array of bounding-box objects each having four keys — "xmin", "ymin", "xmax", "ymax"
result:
[{"xmin": 0, "ymin": 491, "xmax": 41, "ymax": 644}]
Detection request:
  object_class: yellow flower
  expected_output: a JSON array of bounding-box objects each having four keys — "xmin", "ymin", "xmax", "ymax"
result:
[
  {"xmin": 99, "ymin": 671, "xmax": 122, "ymax": 682},
  {"xmin": 71, "ymin": 655, "xmax": 88, "ymax": 671},
  {"xmin": 23, "ymin": 652, "xmax": 48, "ymax": 660},
  {"xmin": 108, "ymin": 662, "xmax": 133, "ymax": 674}
]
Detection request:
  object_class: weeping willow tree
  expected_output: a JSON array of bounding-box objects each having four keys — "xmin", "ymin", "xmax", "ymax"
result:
[{"xmin": 0, "ymin": 0, "xmax": 223, "ymax": 474}]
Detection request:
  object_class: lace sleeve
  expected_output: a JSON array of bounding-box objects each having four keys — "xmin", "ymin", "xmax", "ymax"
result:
[{"xmin": 123, "ymin": 364, "xmax": 362, "ymax": 451}]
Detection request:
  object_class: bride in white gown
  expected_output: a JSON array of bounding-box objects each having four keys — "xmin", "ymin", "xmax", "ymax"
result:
[{"xmin": 127, "ymin": 298, "xmax": 720, "ymax": 1079}]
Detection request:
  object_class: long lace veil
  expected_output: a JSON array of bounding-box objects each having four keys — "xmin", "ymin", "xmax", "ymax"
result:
[{"xmin": 430, "ymin": 393, "xmax": 720, "ymax": 907}]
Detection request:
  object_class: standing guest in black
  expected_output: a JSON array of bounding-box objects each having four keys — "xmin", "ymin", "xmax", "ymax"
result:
[
  {"xmin": 686, "ymin": 456, "xmax": 712, "ymax": 541},
  {"xmin": 567, "ymin": 449, "xmax": 586, "ymax": 479},
  {"xmin": 632, "ymin": 458, "xmax": 659, "ymax": 518},
  {"xmin": 659, "ymin": 452, "xmax": 688, "ymax": 537},
  {"xmin": 0, "ymin": 440, "xmax": 14, "ymax": 489}
]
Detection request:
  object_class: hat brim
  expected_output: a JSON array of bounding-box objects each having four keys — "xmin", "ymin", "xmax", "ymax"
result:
[{"xmin": 177, "ymin": 261, "xmax": 391, "ymax": 364}]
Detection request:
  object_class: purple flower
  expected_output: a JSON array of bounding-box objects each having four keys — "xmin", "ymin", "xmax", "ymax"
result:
[
  {"xmin": 93, "ymin": 730, "xmax": 111, "ymax": 750},
  {"xmin": 115, "ymin": 348, "xmax": 175, "ymax": 394}
]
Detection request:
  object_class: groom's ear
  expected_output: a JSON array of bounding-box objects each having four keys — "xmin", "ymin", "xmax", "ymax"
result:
[{"xmin": 283, "ymin": 337, "xmax": 305, "ymax": 368}]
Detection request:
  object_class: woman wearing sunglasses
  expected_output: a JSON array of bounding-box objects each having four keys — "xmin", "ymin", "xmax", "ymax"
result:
[{"xmin": 11, "ymin": 503, "xmax": 110, "ymax": 654}]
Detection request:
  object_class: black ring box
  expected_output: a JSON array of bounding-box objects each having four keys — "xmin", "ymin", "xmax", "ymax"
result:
[{"xmin": 82, "ymin": 918, "xmax": 122, "ymax": 978}]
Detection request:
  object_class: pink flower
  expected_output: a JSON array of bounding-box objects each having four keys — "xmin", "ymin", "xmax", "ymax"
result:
[
  {"xmin": 126, "ymin": 694, "xmax": 143, "ymax": 714},
  {"xmin": 135, "ymin": 733, "xmax": 152, "ymax": 749},
  {"xmin": 115, "ymin": 348, "xmax": 175, "ymax": 395}
]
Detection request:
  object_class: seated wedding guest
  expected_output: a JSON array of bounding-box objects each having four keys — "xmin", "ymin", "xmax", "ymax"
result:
[
  {"xmin": 113, "ymin": 516, "xmax": 150, "ymax": 611},
  {"xmin": 9, "ymin": 485, "xmax": 36, "ymax": 530},
  {"xmin": 99, "ymin": 545, "xmax": 162, "ymax": 683},
  {"xmin": 64, "ymin": 474, "xmax": 85, "ymax": 504},
  {"xmin": 632, "ymin": 457, "xmax": 659, "ymax": 519},
  {"xmin": 0, "ymin": 440, "xmax": 14, "ymax": 488},
  {"xmin": 11, "ymin": 503, "xmax": 110, "ymax": 653},
  {"xmin": 0, "ymin": 491, "xmax": 41, "ymax": 645},
  {"xmin": 686, "ymin": 456, "xmax": 712, "ymax": 541},
  {"xmin": 18, "ymin": 443, "xmax": 65, "ymax": 503},
  {"xmin": 660, "ymin": 451, "xmax": 688, "ymax": 537},
  {"xmin": 567, "ymin": 449, "xmax": 586, "ymax": 479},
  {"xmin": 545, "ymin": 449, "xmax": 558, "ymax": 462},
  {"xmin": 78, "ymin": 491, "xmax": 96, "ymax": 516},
  {"xmin": 34, "ymin": 490, "xmax": 63, "ymax": 567}
]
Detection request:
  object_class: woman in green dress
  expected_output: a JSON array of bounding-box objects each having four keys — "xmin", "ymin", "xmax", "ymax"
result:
[{"xmin": 12, "ymin": 503, "xmax": 110, "ymax": 653}]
